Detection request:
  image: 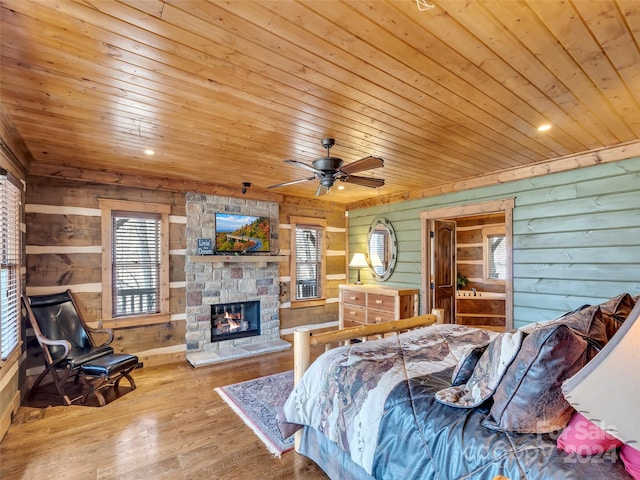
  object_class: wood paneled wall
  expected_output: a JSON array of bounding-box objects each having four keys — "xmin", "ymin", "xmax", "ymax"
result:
[
  {"xmin": 348, "ymin": 156, "xmax": 640, "ymax": 328},
  {"xmin": 25, "ymin": 176, "xmax": 188, "ymax": 366},
  {"xmin": 23, "ymin": 177, "xmax": 346, "ymax": 367},
  {"xmin": 454, "ymin": 213, "xmax": 506, "ymax": 294},
  {"xmin": 278, "ymin": 197, "xmax": 346, "ymax": 330}
]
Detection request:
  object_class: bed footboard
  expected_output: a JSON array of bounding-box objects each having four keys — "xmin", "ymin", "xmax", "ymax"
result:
[{"xmin": 292, "ymin": 311, "xmax": 442, "ymax": 450}]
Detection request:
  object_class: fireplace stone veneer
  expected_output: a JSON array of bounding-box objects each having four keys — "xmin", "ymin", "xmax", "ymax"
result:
[{"xmin": 184, "ymin": 193, "xmax": 290, "ymax": 367}]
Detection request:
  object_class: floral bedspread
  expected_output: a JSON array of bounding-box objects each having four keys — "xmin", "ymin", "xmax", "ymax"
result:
[{"xmin": 280, "ymin": 324, "xmax": 497, "ymax": 474}]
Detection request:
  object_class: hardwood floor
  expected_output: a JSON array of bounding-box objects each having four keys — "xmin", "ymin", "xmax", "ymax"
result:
[{"xmin": 0, "ymin": 349, "xmax": 329, "ymax": 480}]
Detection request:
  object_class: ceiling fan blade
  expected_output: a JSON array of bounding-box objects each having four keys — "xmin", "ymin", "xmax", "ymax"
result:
[
  {"xmin": 338, "ymin": 156, "xmax": 384, "ymax": 175},
  {"xmin": 342, "ymin": 175, "xmax": 385, "ymax": 188},
  {"xmin": 284, "ymin": 159, "xmax": 323, "ymax": 175},
  {"xmin": 267, "ymin": 176, "xmax": 316, "ymax": 189},
  {"xmin": 315, "ymin": 183, "xmax": 329, "ymax": 196}
]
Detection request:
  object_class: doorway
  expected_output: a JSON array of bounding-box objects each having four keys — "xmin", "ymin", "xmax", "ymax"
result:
[{"xmin": 420, "ymin": 199, "xmax": 514, "ymax": 330}]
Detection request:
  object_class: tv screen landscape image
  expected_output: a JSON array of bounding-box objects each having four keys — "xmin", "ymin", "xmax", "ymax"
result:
[{"xmin": 215, "ymin": 213, "xmax": 270, "ymax": 253}]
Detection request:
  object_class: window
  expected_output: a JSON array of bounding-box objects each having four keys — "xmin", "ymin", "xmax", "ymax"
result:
[
  {"xmin": 99, "ymin": 199, "xmax": 170, "ymax": 326},
  {"xmin": 290, "ymin": 216, "xmax": 326, "ymax": 306},
  {"xmin": 1, "ymin": 168, "xmax": 21, "ymax": 361},
  {"xmin": 483, "ymin": 225, "xmax": 507, "ymax": 281}
]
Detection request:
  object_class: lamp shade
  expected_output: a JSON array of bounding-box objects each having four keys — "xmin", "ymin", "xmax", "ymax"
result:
[
  {"xmin": 349, "ymin": 253, "xmax": 368, "ymax": 269},
  {"xmin": 562, "ymin": 300, "xmax": 640, "ymax": 444}
]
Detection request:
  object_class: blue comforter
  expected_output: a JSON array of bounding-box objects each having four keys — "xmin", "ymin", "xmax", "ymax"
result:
[{"xmin": 280, "ymin": 324, "xmax": 632, "ymax": 479}]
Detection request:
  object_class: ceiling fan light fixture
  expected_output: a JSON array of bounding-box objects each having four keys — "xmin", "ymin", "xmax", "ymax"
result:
[{"xmin": 267, "ymin": 138, "xmax": 385, "ymax": 196}]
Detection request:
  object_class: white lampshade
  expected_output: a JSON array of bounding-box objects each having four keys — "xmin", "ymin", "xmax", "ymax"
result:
[
  {"xmin": 349, "ymin": 253, "xmax": 368, "ymax": 285},
  {"xmin": 562, "ymin": 300, "xmax": 640, "ymax": 444},
  {"xmin": 349, "ymin": 252, "xmax": 368, "ymax": 268}
]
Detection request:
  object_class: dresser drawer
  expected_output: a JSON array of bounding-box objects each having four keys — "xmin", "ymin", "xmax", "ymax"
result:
[
  {"xmin": 342, "ymin": 289, "xmax": 366, "ymax": 306},
  {"xmin": 342, "ymin": 305, "xmax": 367, "ymax": 324},
  {"xmin": 367, "ymin": 310, "xmax": 395, "ymax": 324},
  {"xmin": 368, "ymin": 293, "xmax": 395, "ymax": 312}
]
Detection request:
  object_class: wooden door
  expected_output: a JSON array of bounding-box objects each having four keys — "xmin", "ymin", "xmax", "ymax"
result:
[{"xmin": 432, "ymin": 220, "xmax": 456, "ymax": 324}]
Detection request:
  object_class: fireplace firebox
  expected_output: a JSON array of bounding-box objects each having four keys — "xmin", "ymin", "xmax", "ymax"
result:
[{"xmin": 211, "ymin": 300, "xmax": 260, "ymax": 342}]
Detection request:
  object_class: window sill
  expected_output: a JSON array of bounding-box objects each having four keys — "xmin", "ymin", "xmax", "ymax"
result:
[
  {"xmin": 291, "ymin": 298, "xmax": 326, "ymax": 309},
  {"xmin": 99, "ymin": 313, "xmax": 172, "ymax": 329}
]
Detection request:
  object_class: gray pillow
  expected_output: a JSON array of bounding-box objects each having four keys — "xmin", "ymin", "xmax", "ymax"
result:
[
  {"xmin": 436, "ymin": 331, "xmax": 523, "ymax": 409},
  {"xmin": 451, "ymin": 344, "xmax": 489, "ymax": 387}
]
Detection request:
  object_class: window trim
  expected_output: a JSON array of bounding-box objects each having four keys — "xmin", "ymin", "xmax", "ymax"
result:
[
  {"xmin": 482, "ymin": 225, "xmax": 506, "ymax": 284},
  {"xmin": 290, "ymin": 216, "xmax": 327, "ymax": 308},
  {"xmin": 0, "ymin": 168, "xmax": 22, "ymax": 369},
  {"xmin": 99, "ymin": 199, "xmax": 170, "ymax": 327}
]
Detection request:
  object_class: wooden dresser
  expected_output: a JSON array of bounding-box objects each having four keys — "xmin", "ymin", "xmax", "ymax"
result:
[{"xmin": 339, "ymin": 284, "xmax": 420, "ymax": 328}]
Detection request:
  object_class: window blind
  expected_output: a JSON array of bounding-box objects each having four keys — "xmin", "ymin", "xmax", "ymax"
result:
[
  {"xmin": 1, "ymin": 169, "xmax": 21, "ymax": 360},
  {"xmin": 112, "ymin": 212, "xmax": 161, "ymax": 316},
  {"xmin": 488, "ymin": 235, "xmax": 507, "ymax": 280},
  {"xmin": 295, "ymin": 225, "xmax": 322, "ymax": 299},
  {"xmin": 369, "ymin": 231, "xmax": 388, "ymax": 275}
]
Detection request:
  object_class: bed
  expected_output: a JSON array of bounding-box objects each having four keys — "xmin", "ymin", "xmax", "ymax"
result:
[{"xmin": 279, "ymin": 294, "xmax": 639, "ymax": 480}]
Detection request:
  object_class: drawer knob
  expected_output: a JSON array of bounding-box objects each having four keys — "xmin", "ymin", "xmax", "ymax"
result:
[
  {"xmin": 374, "ymin": 316, "xmax": 383, "ymax": 321},
  {"xmin": 375, "ymin": 300, "xmax": 383, "ymax": 304},
  {"xmin": 349, "ymin": 296, "xmax": 357, "ymax": 300}
]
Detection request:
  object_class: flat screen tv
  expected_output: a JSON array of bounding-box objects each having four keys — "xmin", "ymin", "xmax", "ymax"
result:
[{"xmin": 215, "ymin": 213, "xmax": 270, "ymax": 253}]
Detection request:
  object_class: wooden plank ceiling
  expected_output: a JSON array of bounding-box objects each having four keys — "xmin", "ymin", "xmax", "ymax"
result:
[{"xmin": 1, "ymin": 0, "xmax": 639, "ymax": 205}]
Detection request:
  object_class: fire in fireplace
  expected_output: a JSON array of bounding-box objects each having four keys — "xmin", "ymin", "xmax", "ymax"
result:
[{"xmin": 211, "ymin": 300, "xmax": 260, "ymax": 342}]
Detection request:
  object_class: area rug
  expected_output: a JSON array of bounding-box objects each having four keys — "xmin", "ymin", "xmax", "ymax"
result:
[{"xmin": 215, "ymin": 370, "xmax": 294, "ymax": 456}]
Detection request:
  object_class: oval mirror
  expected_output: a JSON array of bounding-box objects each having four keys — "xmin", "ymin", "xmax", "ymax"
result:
[{"xmin": 365, "ymin": 217, "xmax": 397, "ymax": 281}]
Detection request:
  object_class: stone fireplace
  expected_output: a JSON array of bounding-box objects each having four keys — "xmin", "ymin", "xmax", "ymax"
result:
[{"xmin": 184, "ymin": 193, "xmax": 290, "ymax": 367}]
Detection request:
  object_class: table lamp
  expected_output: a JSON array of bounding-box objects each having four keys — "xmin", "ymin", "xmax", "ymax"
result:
[{"xmin": 349, "ymin": 253, "xmax": 368, "ymax": 285}]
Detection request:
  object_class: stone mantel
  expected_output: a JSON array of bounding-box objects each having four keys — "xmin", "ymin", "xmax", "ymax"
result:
[{"xmin": 188, "ymin": 255, "xmax": 288, "ymax": 265}]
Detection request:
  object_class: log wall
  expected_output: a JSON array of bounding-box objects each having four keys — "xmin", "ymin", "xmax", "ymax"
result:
[{"xmin": 24, "ymin": 177, "xmax": 346, "ymax": 365}]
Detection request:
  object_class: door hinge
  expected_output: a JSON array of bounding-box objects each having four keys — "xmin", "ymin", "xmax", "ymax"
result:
[
  {"xmin": 430, "ymin": 282, "xmax": 435, "ymax": 290},
  {"xmin": 430, "ymin": 230, "xmax": 435, "ymax": 238}
]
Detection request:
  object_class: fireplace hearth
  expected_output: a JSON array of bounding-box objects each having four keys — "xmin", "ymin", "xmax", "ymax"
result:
[{"xmin": 211, "ymin": 300, "xmax": 260, "ymax": 342}]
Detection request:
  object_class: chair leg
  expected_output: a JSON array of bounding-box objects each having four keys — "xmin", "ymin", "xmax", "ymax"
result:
[
  {"xmin": 30, "ymin": 365, "xmax": 74, "ymax": 405},
  {"xmin": 79, "ymin": 373, "xmax": 108, "ymax": 407},
  {"xmin": 114, "ymin": 367, "xmax": 137, "ymax": 391}
]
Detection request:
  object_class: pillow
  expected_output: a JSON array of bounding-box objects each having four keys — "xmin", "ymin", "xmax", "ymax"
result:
[
  {"xmin": 551, "ymin": 304, "xmax": 607, "ymax": 351},
  {"xmin": 435, "ymin": 331, "xmax": 523, "ymax": 408},
  {"xmin": 557, "ymin": 412, "xmax": 623, "ymax": 455},
  {"xmin": 599, "ymin": 293, "xmax": 636, "ymax": 341},
  {"xmin": 621, "ymin": 445, "xmax": 640, "ymax": 480},
  {"xmin": 483, "ymin": 323, "xmax": 588, "ymax": 433},
  {"xmin": 451, "ymin": 344, "xmax": 488, "ymax": 387}
]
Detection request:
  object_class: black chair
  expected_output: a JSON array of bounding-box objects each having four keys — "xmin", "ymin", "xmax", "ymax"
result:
[{"xmin": 23, "ymin": 289, "xmax": 138, "ymax": 406}]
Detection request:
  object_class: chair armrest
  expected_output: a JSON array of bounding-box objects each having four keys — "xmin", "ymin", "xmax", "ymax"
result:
[
  {"xmin": 86, "ymin": 326, "xmax": 114, "ymax": 346},
  {"xmin": 34, "ymin": 333, "xmax": 72, "ymax": 365}
]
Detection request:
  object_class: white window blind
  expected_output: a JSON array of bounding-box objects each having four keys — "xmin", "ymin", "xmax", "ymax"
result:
[
  {"xmin": 295, "ymin": 225, "xmax": 322, "ymax": 299},
  {"xmin": 488, "ymin": 235, "xmax": 507, "ymax": 280},
  {"xmin": 1, "ymin": 169, "xmax": 21, "ymax": 360},
  {"xmin": 112, "ymin": 212, "xmax": 161, "ymax": 316},
  {"xmin": 369, "ymin": 230, "xmax": 388, "ymax": 275}
]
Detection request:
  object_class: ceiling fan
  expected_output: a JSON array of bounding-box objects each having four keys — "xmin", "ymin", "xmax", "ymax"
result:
[{"xmin": 267, "ymin": 138, "xmax": 385, "ymax": 196}]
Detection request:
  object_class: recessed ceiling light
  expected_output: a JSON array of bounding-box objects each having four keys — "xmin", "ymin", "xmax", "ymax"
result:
[
  {"xmin": 144, "ymin": 149, "xmax": 155, "ymax": 155},
  {"xmin": 337, "ymin": 185, "xmax": 345, "ymax": 190},
  {"xmin": 537, "ymin": 124, "xmax": 552, "ymax": 132}
]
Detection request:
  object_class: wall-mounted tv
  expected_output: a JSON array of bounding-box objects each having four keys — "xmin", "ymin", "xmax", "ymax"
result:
[{"xmin": 215, "ymin": 213, "xmax": 270, "ymax": 253}]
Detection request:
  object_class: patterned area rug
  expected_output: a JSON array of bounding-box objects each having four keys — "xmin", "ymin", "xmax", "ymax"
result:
[{"xmin": 215, "ymin": 370, "xmax": 294, "ymax": 456}]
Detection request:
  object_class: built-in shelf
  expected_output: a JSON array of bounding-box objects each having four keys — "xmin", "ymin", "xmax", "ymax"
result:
[{"xmin": 188, "ymin": 255, "xmax": 288, "ymax": 264}]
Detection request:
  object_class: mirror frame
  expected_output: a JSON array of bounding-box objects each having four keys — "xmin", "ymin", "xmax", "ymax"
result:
[{"xmin": 365, "ymin": 217, "xmax": 398, "ymax": 281}]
